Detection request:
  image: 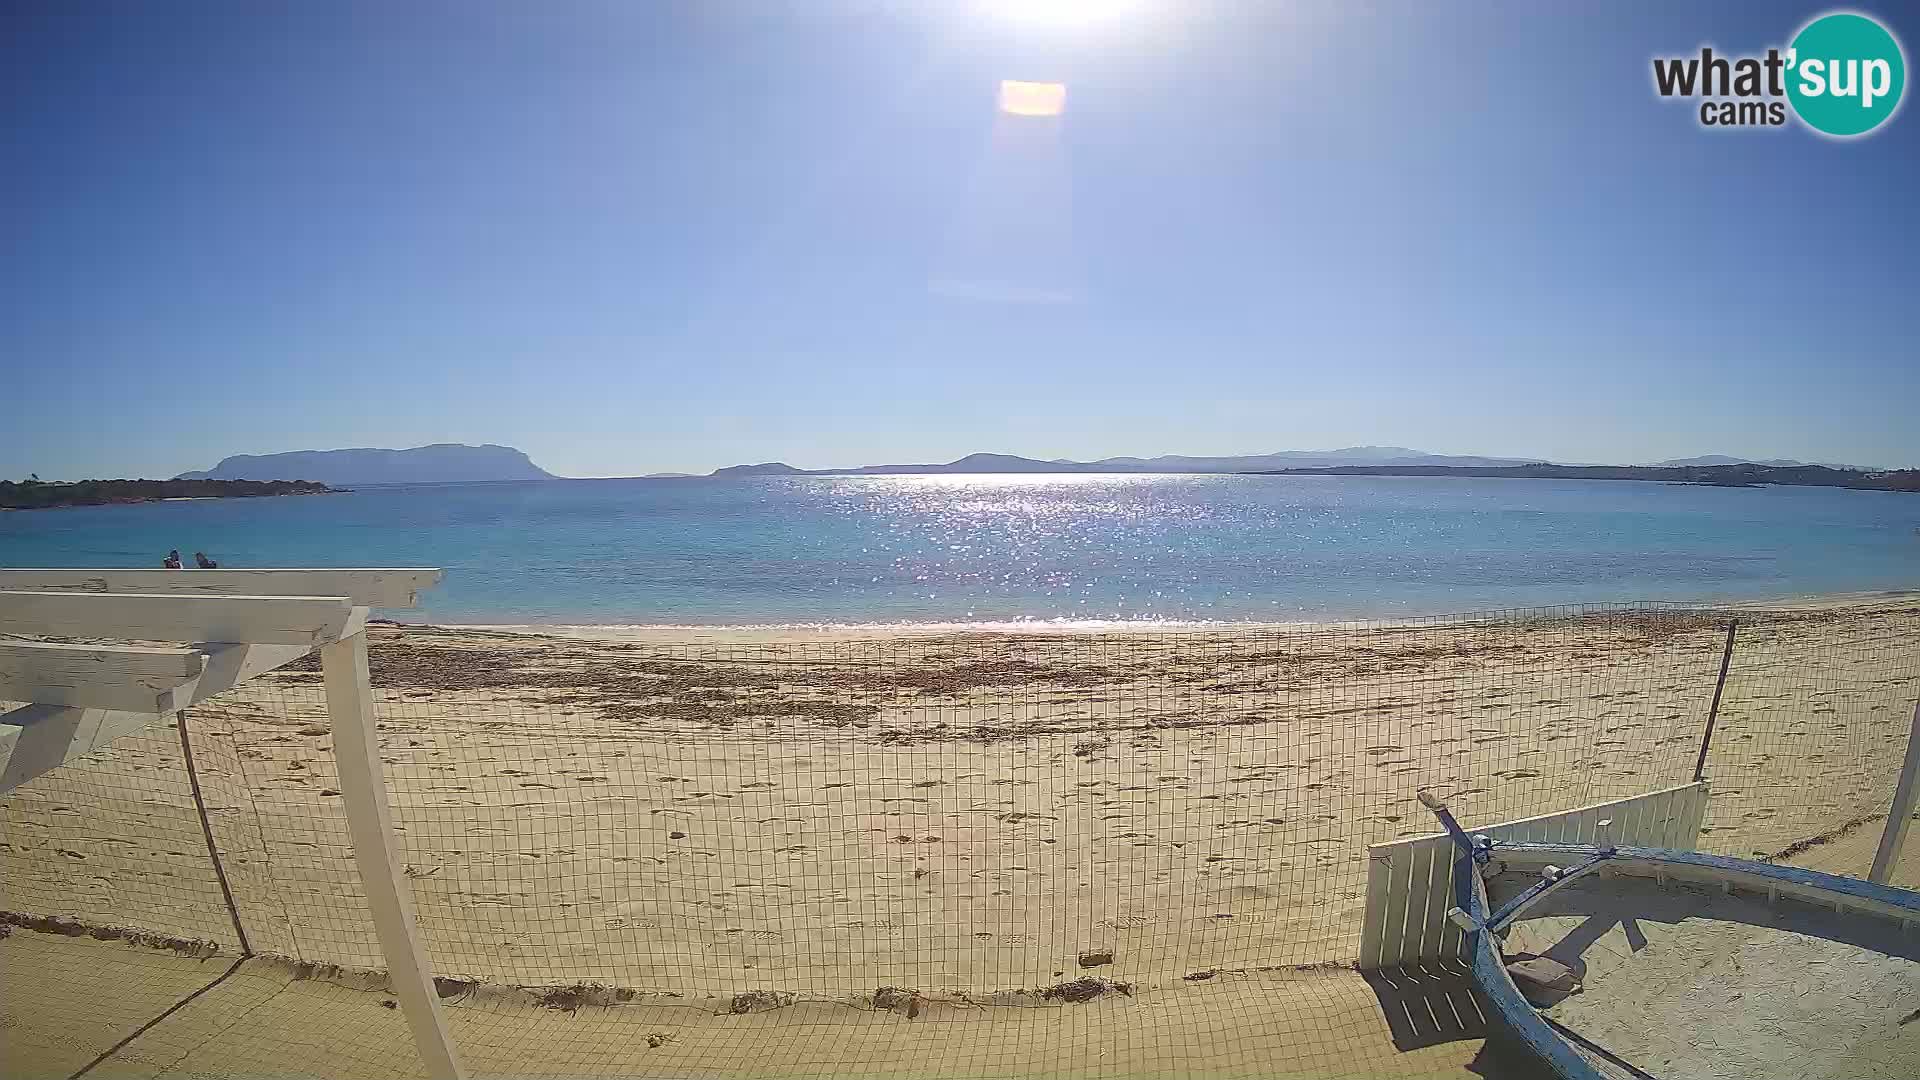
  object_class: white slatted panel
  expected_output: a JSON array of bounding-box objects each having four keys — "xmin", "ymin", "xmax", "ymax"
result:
[{"xmin": 1356, "ymin": 782, "xmax": 1709, "ymax": 970}]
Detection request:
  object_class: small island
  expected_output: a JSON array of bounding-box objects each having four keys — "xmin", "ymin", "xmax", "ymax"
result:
[{"xmin": 1, "ymin": 477, "xmax": 336, "ymax": 511}]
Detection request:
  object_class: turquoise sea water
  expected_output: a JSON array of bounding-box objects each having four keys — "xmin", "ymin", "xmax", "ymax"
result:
[{"xmin": 2, "ymin": 475, "xmax": 1916, "ymax": 625}]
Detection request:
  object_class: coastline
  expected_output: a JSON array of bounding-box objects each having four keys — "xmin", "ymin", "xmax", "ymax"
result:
[
  {"xmin": 0, "ymin": 477, "xmax": 336, "ymax": 512},
  {"xmin": 418, "ymin": 587, "xmax": 1920, "ymax": 645}
]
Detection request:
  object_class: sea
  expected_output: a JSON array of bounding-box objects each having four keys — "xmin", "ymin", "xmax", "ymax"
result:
[{"xmin": 3, "ymin": 474, "xmax": 1917, "ymax": 626}]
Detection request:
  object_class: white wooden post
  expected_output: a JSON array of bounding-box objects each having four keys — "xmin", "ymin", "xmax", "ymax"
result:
[
  {"xmin": 322, "ymin": 630, "xmax": 464, "ymax": 1080},
  {"xmin": 1869, "ymin": 696, "xmax": 1920, "ymax": 885},
  {"xmin": 1, "ymin": 706, "xmax": 90, "ymax": 792},
  {"xmin": 0, "ymin": 704, "xmax": 159, "ymax": 794}
]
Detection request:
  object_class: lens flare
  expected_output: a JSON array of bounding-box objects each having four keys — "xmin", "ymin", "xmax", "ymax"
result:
[{"xmin": 998, "ymin": 79, "xmax": 1067, "ymax": 117}]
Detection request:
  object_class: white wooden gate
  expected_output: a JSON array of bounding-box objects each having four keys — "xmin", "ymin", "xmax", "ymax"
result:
[{"xmin": 1357, "ymin": 781, "xmax": 1710, "ymax": 971}]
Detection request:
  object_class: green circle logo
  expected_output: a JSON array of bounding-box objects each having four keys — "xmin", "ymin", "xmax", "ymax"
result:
[{"xmin": 1787, "ymin": 12, "xmax": 1906, "ymax": 136}]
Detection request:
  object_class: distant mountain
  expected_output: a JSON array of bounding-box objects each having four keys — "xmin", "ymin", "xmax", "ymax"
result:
[
  {"xmin": 703, "ymin": 447, "xmax": 1544, "ymax": 477},
  {"xmin": 1648, "ymin": 455, "xmax": 1869, "ymax": 470},
  {"xmin": 1252, "ymin": 462, "xmax": 1920, "ymax": 493},
  {"xmin": 176, "ymin": 443, "xmax": 555, "ymax": 484},
  {"xmin": 1650, "ymin": 455, "xmax": 1800, "ymax": 467},
  {"xmin": 842, "ymin": 453, "xmax": 1096, "ymax": 475},
  {"xmin": 710, "ymin": 462, "xmax": 805, "ymax": 477},
  {"xmin": 1089, "ymin": 447, "xmax": 1542, "ymax": 471}
]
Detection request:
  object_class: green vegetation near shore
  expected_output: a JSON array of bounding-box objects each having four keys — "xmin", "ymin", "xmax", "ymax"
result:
[{"xmin": 1, "ymin": 477, "xmax": 335, "ymax": 510}]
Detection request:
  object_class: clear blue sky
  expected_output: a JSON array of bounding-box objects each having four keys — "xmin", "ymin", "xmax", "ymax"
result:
[{"xmin": 4, "ymin": 1, "xmax": 1916, "ymax": 480}]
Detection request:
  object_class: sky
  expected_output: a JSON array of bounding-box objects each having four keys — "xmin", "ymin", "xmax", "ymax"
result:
[{"xmin": 3, "ymin": 0, "xmax": 1917, "ymax": 480}]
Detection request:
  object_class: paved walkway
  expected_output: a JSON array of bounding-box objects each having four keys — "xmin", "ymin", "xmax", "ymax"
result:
[{"xmin": 0, "ymin": 931, "xmax": 1500, "ymax": 1080}]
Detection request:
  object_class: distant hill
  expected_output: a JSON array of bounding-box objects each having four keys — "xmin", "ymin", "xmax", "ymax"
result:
[
  {"xmin": 1648, "ymin": 455, "xmax": 1869, "ymax": 470},
  {"xmin": 703, "ymin": 447, "xmax": 1545, "ymax": 477},
  {"xmin": 1651, "ymin": 455, "xmax": 1801, "ymax": 467},
  {"xmin": 1089, "ymin": 447, "xmax": 1541, "ymax": 471},
  {"xmin": 842, "ymin": 453, "xmax": 1097, "ymax": 475},
  {"xmin": 1252, "ymin": 462, "xmax": 1920, "ymax": 493},
  {"xmin": 693, "ymin": 452, "xmax": 1916, "ymax": 491},
  {"xmin": 711, "ymin": 462, "xmax": 805, "ymax": 477},
  {"xmin": 177, "ymin": 443, "xmax": 555, "ymax": 484}
]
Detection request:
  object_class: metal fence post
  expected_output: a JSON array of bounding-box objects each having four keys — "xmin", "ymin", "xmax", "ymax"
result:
[
  {"xmin": 323, "ymin": 630, "xmax": 465, "ymax": 1080},
  {"xmin": 1869, "ymin": 695, "xmax": 1920, "ymax": 885},
  {"xmin": 1692, "ymin": 620, "xmax": 1739, "ymax": 783}
]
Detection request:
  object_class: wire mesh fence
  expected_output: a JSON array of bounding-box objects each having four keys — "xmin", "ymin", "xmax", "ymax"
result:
[
  {"xmin": 1, "ymin": 598, "xmax": 1915, "ymax": 1076},
  {"xmin": 361, "ymin": 606, "xmax": 1729, "ymax": 998},
  {"xmin": 1684, "ymin": 610, "xmax": 1920, "ymax": 861}
]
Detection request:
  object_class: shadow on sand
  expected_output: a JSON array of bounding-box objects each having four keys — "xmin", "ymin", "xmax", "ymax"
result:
[{"xmin": 1361, "ymin": 961, "xmax": 1550, "ymax": 1078}]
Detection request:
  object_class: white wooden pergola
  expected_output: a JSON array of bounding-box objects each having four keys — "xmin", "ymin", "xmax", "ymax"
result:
[{"xmin": 0, "ymin": 568, "xmax": 464, "ymax": 1080}]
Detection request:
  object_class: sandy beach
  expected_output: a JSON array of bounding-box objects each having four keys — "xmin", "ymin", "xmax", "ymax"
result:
[{"xmin": 2, "ymin": 594, "xmax": 1916, "ymax": 1010}]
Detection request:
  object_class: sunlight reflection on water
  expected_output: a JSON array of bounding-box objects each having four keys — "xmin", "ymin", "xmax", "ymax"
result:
[{"xmin": 2, "ymin": 474, "xmax": 1915, "ymax": 624}]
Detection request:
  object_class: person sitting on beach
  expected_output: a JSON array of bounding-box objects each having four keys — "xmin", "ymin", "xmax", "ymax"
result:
[
  {"xmin": 194, "ymin": 552, "xmax": 218, "ymax": 569},
  {"xmin": 163, "ymin": 550, "xmax": 183, "ymax": 569}
]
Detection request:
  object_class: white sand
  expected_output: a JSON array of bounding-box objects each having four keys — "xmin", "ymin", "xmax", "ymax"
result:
[
  {"xmin": 6, "ymin": 597, "xmax": 1914, "ymax": 994},
  {"xmin": 0, "ymin": 594, "xmax": 1914, "ymax": 1077},
  {"xmin": 1501, "ymin": 873, "xmax": 1920, "ymax": 1079}
]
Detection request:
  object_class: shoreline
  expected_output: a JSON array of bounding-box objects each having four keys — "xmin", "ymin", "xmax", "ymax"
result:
[{"xmin": 409, "ymin": 587, "xmax": 1920, "ymax": 645}]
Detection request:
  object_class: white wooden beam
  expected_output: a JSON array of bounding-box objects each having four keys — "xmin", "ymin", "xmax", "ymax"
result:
[
  {"xmin": 164, "ymin": 642, "xmax": 319, "ymax": 710},
  {"xmin": 0, "ymin": 703, "xmax": 159, "ymax": 794},
  {"xmin": 0, "ymin": 641, "xmax": 207, "ymax": 712},
  {"xmin": 0, "ymin": 592, "xmax": 361, "ymax": 647},
  {"xmin": 323, "ymin": 631, "xmax": 464, "ymax": 1080},
  {"xmin": 0, "ymin": 569, "xmax": 440, "ymax": 609},
  {"xmin": 1870, "ymin": 696, "xmax": 1920, "ymax": 884},
  {"xmin": 0, "ymin": 641, "xmax": 322, "ymax": 714}
]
